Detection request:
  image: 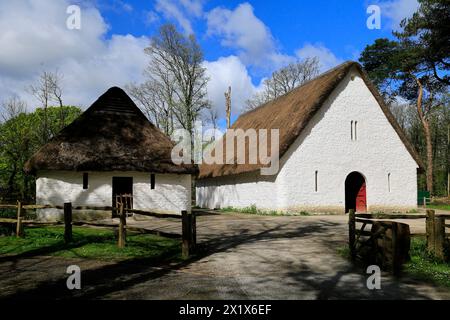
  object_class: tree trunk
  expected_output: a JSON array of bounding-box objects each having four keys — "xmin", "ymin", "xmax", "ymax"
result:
[
  {"xmin": 423, "ymin": 120, "xmax": 434, "ymax": 194},
  {"xmin": 413, "ymin": 75, "xmax": 434, "ymax": 194}
]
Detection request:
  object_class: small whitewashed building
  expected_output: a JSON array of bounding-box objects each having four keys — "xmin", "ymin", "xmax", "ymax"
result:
[
  {"xmin": 196, "ymin": 62, "xmax": 423, "ymax": 213},
  {"xmin": 25, "ymin": 87, "xmax": 197, "ymax": 220}
]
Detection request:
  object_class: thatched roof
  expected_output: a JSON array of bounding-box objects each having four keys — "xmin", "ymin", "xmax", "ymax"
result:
[
  {"xmin": 199, "ymin": 61, "xmax": 423, "ymax": 179},
  {"xmin": 24, "ymin": 87, "xmax": 197, "ymax": 175}
]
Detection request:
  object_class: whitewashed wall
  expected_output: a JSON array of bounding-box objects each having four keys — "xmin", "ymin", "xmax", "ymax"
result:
[
  {"xmin": 36, "ymin": 171, "xmax": 191, "ymax": 220},
  {"xmin": 196, "ymin": 68, "xmax": 418, "ymax": 213}
]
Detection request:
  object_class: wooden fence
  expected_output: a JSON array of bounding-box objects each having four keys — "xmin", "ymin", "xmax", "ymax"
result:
[
  {"xmin": 0, "ymin": 201, "xmax": 197, "ymax": 258},
  {"xmin": 349, "ymin": 209, "xmax": 450, "ymax": 274}
]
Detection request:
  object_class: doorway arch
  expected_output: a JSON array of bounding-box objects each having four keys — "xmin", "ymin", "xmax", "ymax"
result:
[{"xmin": 345, "ymin": 172, "xmax": 367, "ymax": 213}]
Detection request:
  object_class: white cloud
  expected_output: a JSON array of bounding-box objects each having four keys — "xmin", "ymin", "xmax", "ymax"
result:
[
  {"xmin": 145, "ymin": 10, "xmax": 160, "ymax": 25},
  {"xmin": 203, "ymin": 56, "xmax": 257, "ymax": 117},
  {"xmin": 206, "ymin": 3, "xmax": 292, "ymax": 70},
  {"xmin": 0, "ymin": 0, "xmax": 149, "ymax": 110},
  {"xmin": 155, "ymin": 0, "xmax": 204, "ymax": 35},
  {"xmin": 295, "ymin": 43, "xmax": 343, "ymax": 72},
  {"xmin": 376, "ymin": 0, "xmax": 419, "ymax": 30}
]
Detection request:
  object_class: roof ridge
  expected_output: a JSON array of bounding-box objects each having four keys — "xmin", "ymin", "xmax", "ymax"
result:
[{"xmin": 239, "ymin": 61, "xmax": 357, "ymax": 118}]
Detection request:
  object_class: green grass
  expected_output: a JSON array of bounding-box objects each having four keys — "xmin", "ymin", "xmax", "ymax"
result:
[
  {"xmin": 404, "ymin": 237, "xmax": 450, "ymax": 289},
  {"xmin": 219, "ymin": 205, "xmax": 312, "ymax": 216},
  {"xmin": 427, "ymin": 204, "xmax": 450, "ymax": 211},
  {"xmin": 0, "ymin": 226, "xmax": 181, "ymax": 262}
]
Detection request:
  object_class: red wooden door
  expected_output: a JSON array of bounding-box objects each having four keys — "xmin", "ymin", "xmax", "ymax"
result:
[{"xmin": 356, "ymin": 182, "xmax": 367, "ymax": 212}]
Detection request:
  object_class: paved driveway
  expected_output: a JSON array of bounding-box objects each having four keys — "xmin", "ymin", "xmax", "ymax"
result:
[{"xmin": 0, "ymin": 213, "xmax": 449, "ymax": 300}]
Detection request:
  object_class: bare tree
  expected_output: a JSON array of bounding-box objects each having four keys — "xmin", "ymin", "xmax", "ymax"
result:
[
  {"xmin": 29, "ymin": 70, "xmax": 65, "ymax": 143},
  {"xmin": 127, "ymin": 79, "xmax": 175, "ymax": 136},
  {"xmin": 244, "ymin": 57, "xmax": 320, "ymax": 112},
  {"xmin": 0, "ymin": 96, "xmax": 27, "ymax": 122},
  {"xmin": 0, "ymin": 97, "xmax": 28, "ymax": 197},
  {"xmin": 207, "ymin": 107, "xmax": 218, "ymax": 140},
  {"xmin": 145, "ymin": 24, "xmax": 210, "ymax": 143},
  {"xmin": 47, "ymin": 70, "xmax": 65, "ymax": 129}
]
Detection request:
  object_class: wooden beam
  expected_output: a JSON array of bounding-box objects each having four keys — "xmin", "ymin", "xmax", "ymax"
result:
[
  {"xmin": 434, "ymin": 216, "xmax": 446, "ymax": 261},
  {"xmin": 348, "ymin": 209, "xmax": 356, "ymax": 261},
  {"xmin": 355, "ymin": 213, "xmax": 427, "ymax": 219},
  {"xmin": 64, "ymin": 202, "xmax": 73, "ymax": 243},
  {"xmin": 118, "ymin": 203, "xmax": 126, "ymax": 248},
  {"xmin": 426, "ymin": 210, "xmax": 436, "ymax": 253},
  {"xmin": 16, "ymin": 201, "xmax": 23, "ymax": 238},
  {"xmin": 127, "ymin": 208, "xmax": 181, "ymax": 219},
  {"xmin": 182, "ymin": 210, "xmax": 191, "ymax": 259}
]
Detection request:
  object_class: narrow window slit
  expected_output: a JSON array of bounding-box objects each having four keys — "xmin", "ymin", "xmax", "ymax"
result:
[
  {"xmin": 150, "ymin": 174, "xmax": 155, "ymax": 189},
  {"xmin": 83, "ymin": 173, "xmax": 88, "ymax": 190},
  {"xmin": 315, "ymin": 170, "xmax": 318, "ymax": 192},
  {"xmin": 351, "ymin": 121, "xmax": 353, "ymax": 140},
  {"xmin": 388, "ymin": 173, "xmax": 391, "ymax": 192}
]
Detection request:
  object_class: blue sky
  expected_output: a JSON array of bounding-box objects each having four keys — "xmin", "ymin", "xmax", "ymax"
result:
[
  {"xmin": 0, "ymin": 0, "xmax": 419, "ymax": 119},
  {"xmin": 98, "ymin": 0, "xmax": 399, "ymax": 83}
]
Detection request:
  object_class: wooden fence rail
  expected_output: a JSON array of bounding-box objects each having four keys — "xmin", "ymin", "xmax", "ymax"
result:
[
  {"xmin": 0, "ymin": 201, "xmax": 197, "ymax": 257},
  {"xmin": 349, "ymin": 209, "xmax": 449, "ymax": 274}
]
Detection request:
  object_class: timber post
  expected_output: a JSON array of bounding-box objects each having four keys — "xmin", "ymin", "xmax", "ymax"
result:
[
  {"xmin": 434, "ymin": 216, "xmax": 446, "ymax": 261},
  {"xmin": 118, "ymin": 203, "xmax": 126, "ymax": 248},
  {"xmin": 426, "ymin": 209, "xmax": 436, "ymax": 254},
  {"xmin": 64, "ymin": 202, "xmax": 73, "ymax": 243},
  {"xmin": 182, "ymin": 210, "xmax": 192, "ymax": 259},
  {"xmin": 391, "ymin": 222, "xmax": 400, "ymax": 275},
  {"xmin": 16, "ymin": 201, "xmax": 23, "ymax": 238},
  {"xmin": 348, "ymin": 209, "xmax": 356, "ymax": 260},
  {"xmin": 191, "ymin": 211, "xmax": 197, "ymax": 253}
]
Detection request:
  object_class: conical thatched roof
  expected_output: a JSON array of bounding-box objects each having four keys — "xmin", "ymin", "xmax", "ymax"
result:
[
  {"xmin": 199, "ymin": 61, "xmax": 423, "ymax": 179},
  {"xmin": 24, "ymin": 87, "xmax": 197, "ymax": 175}
]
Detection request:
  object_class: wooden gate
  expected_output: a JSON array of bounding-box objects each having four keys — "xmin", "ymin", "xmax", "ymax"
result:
[
  {"xmin": 114, "ymin": 194, "xmax": 133, "ymax": 217},
  {"xmin": 349, "ymin": 210, "xmax": 411, "ymax": 275}
]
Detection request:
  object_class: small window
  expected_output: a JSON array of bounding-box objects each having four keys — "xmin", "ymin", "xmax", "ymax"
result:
[
  {"xmin": 351, "ymin": 121, "xmax": 353, "ymax": 140},
  {"xmin": 150, "ymin": 174, "xmax": 155, "ymax": 190},
  {"xmin": 315, "ymin": 170, "xmax": 318, "ymax": 192},
  {"xmin": 388, "ymin": 173, "xmax": 391, "ymax": 192},
  {"xmin": 354, "ymin": 121, "xmax": 358, "ymax": 141},
  {"xmin": 83, "ymin": 173, "xmax": 88, "ymax": 190}
]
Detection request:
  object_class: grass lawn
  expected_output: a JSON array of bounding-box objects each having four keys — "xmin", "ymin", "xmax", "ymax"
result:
[
  {"xmin": 219, "ymin": 205, "xmax": 311, "ymax": 216},
  {"xmin": 427, "ymin": 204, "xmax": 450, "ymax": 212},
  {"xmin": 0, "ymin": 226, "xmax": 181, "ymax": 262},
  {"xmin": 404, "ymin": 237, "xmax": 450, "ymax": 289}
]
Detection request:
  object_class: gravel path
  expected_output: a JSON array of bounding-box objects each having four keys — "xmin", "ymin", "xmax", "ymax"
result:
[{"xmin": 0, "ymin": 213, "xmax": 449, "ymax": 300}]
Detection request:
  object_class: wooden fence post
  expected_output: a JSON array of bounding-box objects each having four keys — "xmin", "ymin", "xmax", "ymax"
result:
[
  {"xmin": 391, "ymin": 223, "xmax": 400, "ymax": 275},
  {"xmin": 191, "ymin": 211, "xmax": 196, "ymax": 253},
  {"xmin": 426, "ymin": 209, "xmax": 436, "ymax": 254},
  {"xmin": 348, "ymin": 209, "xmax": 356, "ymax": 260},
  {"xmin": 118, "ymin": 203, "xmax": 126, "ymax": 248},
  {"xmin": 182, "ymin": 210, "xmax": 191, "ymax": 258},
  {"xmin": 434, "ymin": 216, "xmax": 446, "ymax": 261},
  {"xmin": 64, "ymin": 202, "xmax": 73, "ymax": 243},
  {"xmin": 16, "ymin": 201, "xmax": 23, "ymax": 238}
]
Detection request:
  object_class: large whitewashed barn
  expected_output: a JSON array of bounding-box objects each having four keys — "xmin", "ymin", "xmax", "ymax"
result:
[
  {"xmin": 25, "ymin": 87, "xmax": 197, "ymax": 220},
  {"xmin": 196, "ymin": 62, "xmax": 423, "ymax": 213}
]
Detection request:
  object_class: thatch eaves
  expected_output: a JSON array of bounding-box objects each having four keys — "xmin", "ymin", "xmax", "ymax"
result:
[
  {"xmin": 199, "ymin": 61, "xmax": 423, "ymax": 179},
  {"xmin": 24, "ymin": 87, "xmax": 197, "ymax": 175}
]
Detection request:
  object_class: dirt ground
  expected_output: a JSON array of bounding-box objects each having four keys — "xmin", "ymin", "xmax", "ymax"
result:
[{"xmin": 1, "ymin": 213, "xmax": 449, "ymax": 300}]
